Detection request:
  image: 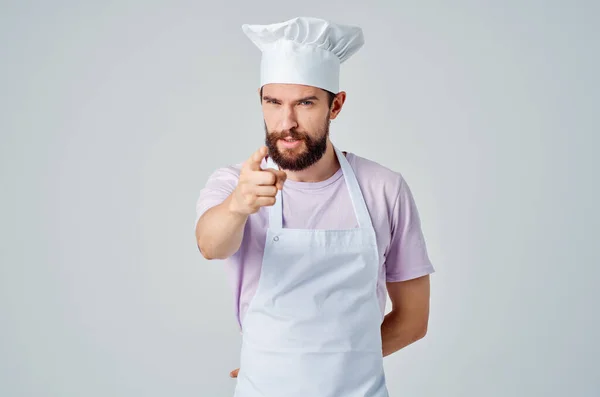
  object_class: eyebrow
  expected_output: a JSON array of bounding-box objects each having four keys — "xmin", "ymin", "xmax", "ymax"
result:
[{"xmin": 262, "ymin": 95, "xmax": 320, "ymax": 103}]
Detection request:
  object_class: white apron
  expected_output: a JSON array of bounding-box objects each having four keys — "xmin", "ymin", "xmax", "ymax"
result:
[{"xmin": 233, "ymin": 146, "xmax": 389, "ymax": 397}]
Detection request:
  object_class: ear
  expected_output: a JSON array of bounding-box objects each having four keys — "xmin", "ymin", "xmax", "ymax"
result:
[{"xmin": 329, "ymin": 91, "xmax": 347, "ymax": 120}]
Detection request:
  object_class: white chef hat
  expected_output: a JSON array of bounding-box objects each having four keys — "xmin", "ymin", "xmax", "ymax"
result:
[{"xmin": 242, "ymin": 16, "xmax": 364, "ymax": 94}]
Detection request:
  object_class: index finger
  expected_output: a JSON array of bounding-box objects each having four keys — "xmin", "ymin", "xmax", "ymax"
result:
[{"xmin": 243, "ymin": 146, "xmax": 268, "ymax": 171}]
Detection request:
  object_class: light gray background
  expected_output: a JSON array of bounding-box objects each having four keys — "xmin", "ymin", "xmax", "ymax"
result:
[{"xmin": 1, "ymin": 0, "xmax": 598, "ymax": 396}]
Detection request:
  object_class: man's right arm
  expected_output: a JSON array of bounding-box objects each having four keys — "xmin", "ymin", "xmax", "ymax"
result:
[
  {"xmin": 195, "ymin": 193, "xmax": 249, "ymax": 260},
  {"xmin": 195, "ymin": 146, "xmax": 287, "ymax": 260}
]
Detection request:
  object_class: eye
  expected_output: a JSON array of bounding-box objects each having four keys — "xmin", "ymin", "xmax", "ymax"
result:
[{"xmin": 299, "ymin": 100, "xmax": 313, "ymax": 106}]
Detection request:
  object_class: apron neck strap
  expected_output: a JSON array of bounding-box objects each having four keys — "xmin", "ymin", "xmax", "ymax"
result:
[{"xmin": 265, "ymin": 146, "xmax": 373, "ymax": 230}]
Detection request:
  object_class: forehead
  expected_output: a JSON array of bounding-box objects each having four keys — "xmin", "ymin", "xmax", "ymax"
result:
[{"xmin": 261, "ymin": 83, "xmax": 324, "ymax": 99}]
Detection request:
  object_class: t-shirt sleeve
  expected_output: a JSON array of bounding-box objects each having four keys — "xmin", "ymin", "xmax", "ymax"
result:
[
  {"xmin": 194, "ymin": 166, "xmax": 240, "ymax": 231},
  {"xmin": 384, "ymin": 177, "xmax": 435, "ymax": 282}
]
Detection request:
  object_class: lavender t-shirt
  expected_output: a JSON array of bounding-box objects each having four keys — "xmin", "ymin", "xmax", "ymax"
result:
[{"xmin": 195, "ymin": 151, "xmax": 435, "ymax": 329}]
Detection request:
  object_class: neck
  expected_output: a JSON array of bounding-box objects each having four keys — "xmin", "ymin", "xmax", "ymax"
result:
[{"xmin": 284, "ymin": 140, "xmax": 341, "ymax": 183}]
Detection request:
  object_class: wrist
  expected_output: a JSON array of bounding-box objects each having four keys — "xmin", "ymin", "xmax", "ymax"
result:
[{"xmin": 226, "ymin": 194, "xmax": 249, "ymax": 219}]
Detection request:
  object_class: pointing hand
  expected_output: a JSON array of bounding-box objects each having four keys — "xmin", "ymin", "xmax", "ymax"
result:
[{"xmin": 230, "ymin": 146, "xmax": 287, "ymax": 215}]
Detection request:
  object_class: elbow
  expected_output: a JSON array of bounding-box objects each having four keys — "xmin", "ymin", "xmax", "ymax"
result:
[
  {"xmin": 415, "ymin": 320, "xmax": 428, "ymax": 341},
  {"xmin": 195, "ymin": 219, "xmax": 214, "ymax": 260},
  {"xmin": 196, "ymin": 225, "xmax": 217, "ymax": 260},
  {"xmin": 197, "ymin": 239, "xmax": 216, "ymax": 260},
  {"xmin": 197, "ymin": 239, "xmax": 230, "ymax": 260}
]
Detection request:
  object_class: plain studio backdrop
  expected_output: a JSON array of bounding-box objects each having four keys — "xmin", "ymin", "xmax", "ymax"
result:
[{"xmin": 1, "ymin": 1, "xmax": 598, "ymax": 396}]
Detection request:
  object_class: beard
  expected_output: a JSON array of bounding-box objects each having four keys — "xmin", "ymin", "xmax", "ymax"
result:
[{"xmin": 264, "ymin": 117, "xmax": 330, "ymax": 171}]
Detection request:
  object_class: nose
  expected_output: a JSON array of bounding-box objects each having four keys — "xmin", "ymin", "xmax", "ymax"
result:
[{"xmin": 279, "ymin": 106, "xmax": 298, "ymax": 132}]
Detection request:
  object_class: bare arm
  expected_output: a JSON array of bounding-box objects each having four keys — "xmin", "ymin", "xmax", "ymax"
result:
[
  {"xmin": 381, "ymin": 274, "xmax": 431, "ymax": 357},
  {"xmin": 195, "ymin": 193, "xmax": 249, "ymax": 260},
  {"xmin": 195, "ymin": 146, "xmax": 286, "ymax": 260}
]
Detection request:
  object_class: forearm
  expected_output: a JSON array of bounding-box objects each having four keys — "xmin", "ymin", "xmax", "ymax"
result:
[
  {"xmin": 196, "ymin": 194, "xmax": 249, "ymax": 260},
  {"xmin": 381, "ymin": 310, "xmax": 428, "ymax": 357}
]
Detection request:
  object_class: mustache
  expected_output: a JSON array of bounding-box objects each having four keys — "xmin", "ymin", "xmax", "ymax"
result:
[{"xmin": 269, "ymin": 130, "xmax": 308, "ymax": 140}]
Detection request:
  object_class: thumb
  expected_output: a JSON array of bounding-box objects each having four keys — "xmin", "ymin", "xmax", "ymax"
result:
[
  {"xmin": 264, "ymin": 169, "xmax": 287, "ymax": 190},
  {"xmin": 274, "ymin": 170, "xmax": 287, "ymax": 190},
  {"xmin": 230, "ymin": 368, "xmax": 240, "ymax": 378}
]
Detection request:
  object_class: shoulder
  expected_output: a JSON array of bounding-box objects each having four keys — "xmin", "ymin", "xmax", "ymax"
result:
[
  {"xmin": 346, "ymin": 152, "xmax": 406, "ymax": 198},
  {"xmin": 207, "ymin": 162, "xmax": 242, "ymax": 180}
]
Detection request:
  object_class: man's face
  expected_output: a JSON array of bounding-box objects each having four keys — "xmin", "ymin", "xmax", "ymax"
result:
[{"xmin": 261, "ymin": 84, "xmax": 332, "ymax": 171}]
